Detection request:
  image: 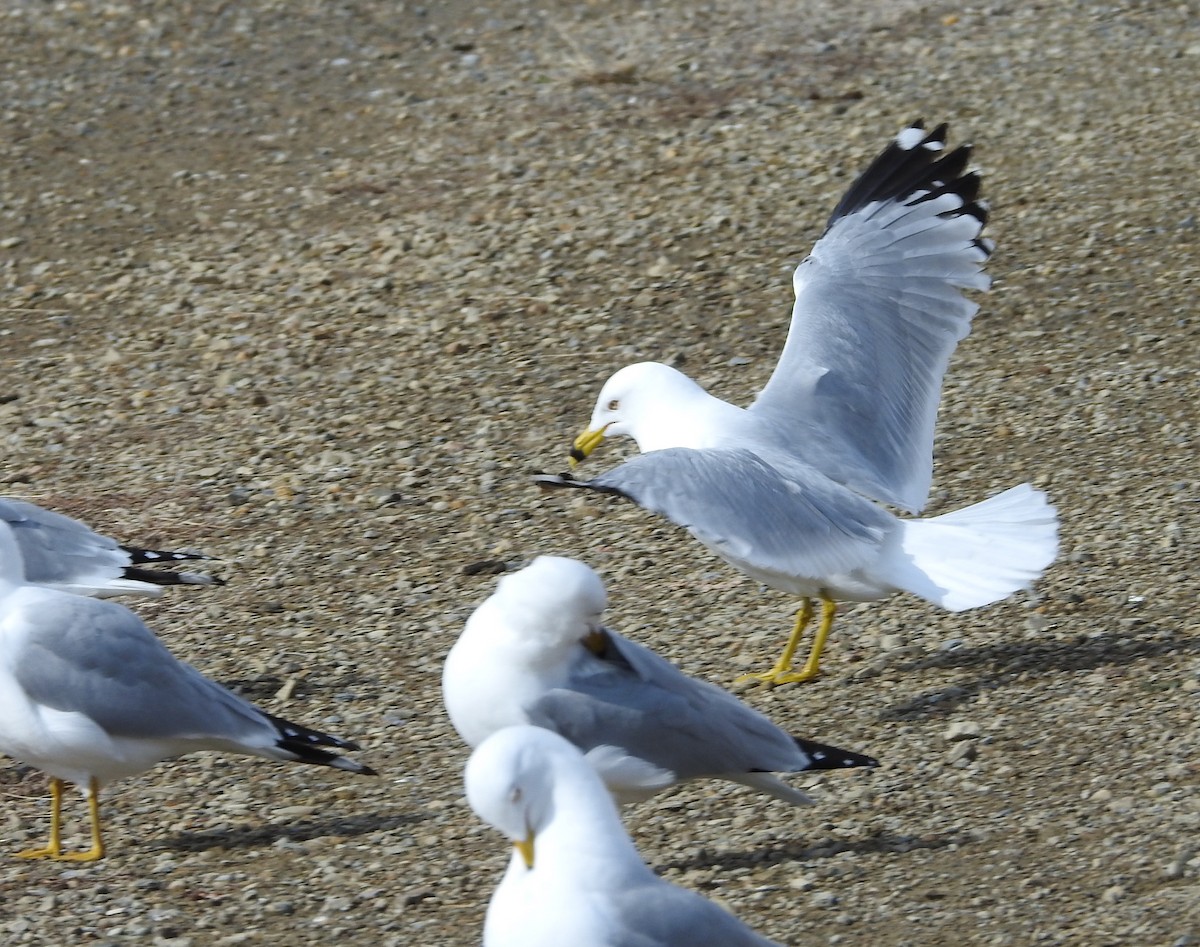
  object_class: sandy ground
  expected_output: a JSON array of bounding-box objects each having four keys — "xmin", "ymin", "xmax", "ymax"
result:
[{"xmin": 0, "ymin": 1, "xmax": 1197, "ymax": 944}]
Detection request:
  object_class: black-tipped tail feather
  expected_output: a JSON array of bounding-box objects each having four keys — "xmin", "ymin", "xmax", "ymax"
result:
[{"xmin": 264, "ymin": 712, "xmax": 377, "ymax": 776}]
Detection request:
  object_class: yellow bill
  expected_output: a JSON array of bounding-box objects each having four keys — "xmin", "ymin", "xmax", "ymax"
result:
[
  {"xmin": 569, "ymin": 425, "xmax": 609, "ymax": 468},
  {"xmin": 514, "ymin": 830, "xmax": 535, "ymax": 869}
]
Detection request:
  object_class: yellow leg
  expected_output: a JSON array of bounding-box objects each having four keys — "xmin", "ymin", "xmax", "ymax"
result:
[
  {"xmin": 15, "ymin": 777, "xmax": 105, "ymax": 862},
  {"xmin": 16, "ymin": 777, "xmax": 65, "ymax": 859},
  {"xmin": 782, "ymin": 598, "xmax": 837, "ymax": 684},
  {"xmin": 736, "ymin": 596, "xmax": 838, "ymax": 687},
  {"xmin": 59, "ymin": 778, "xmax": 105, "ymax": 862},
  {"xmin": 737, "ymin": 597, "xmax": 814, "ymax": 686}
]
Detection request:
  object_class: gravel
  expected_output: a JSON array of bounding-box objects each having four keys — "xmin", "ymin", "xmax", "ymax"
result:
[{"xmin": 1, "ymin": 1, "xmax": 1197, "ymax": 945}]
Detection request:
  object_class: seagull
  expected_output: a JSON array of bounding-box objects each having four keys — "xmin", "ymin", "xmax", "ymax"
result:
[
  {"xmin": 466, "ymin": 725, "xmax": 783, "ymax": 947},
  {"xmin": 0, "ymin": 517, "xmax": 373, "ymax": 861},
  {"xmin": 537, "ymin": 121, "xmax": 1059, "ymax": 686},
  {"xmin": 443, "ymin": 556, "xmax": 876, "ymax": 805},
  {"xmin": 0, "ymin": 497, "xmax": 224, "ymax": 597}
]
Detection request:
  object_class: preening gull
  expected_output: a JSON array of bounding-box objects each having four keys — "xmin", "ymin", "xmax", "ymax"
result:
[
  {"xmin": 538, "ymin": 121, "xmax": 1059, "ymax": 686},
  {"xmin": 0, "ymin": 517, "xmax": 372, "ymax": 861},
  {"xmin": 443, "ymin": 556, "xmax": 876, "ymax": 805},
  {"xmin": 0, "ymin": 497, "xmax": 223, "ymax": 597},
  {"xmin": 466, "ymin": 725, "xmax": 782, "ymax": 947}
]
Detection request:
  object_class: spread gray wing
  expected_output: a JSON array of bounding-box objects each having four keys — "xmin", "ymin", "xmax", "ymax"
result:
[
  {"xmin": 747, "ymin": 124, "xmax": 991, "ymax": 513},
  {"xmin": 542, "ymin": 448, "xmax": 890, "ymax": 583},
  {"xmin": 528, "ymin": 629, "xmax": 805, "ymax": 781}
]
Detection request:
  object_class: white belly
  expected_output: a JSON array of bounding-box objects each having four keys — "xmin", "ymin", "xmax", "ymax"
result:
[{"xmin": 708, "ymin": 545, "xmax": 897, "ymax": 603}]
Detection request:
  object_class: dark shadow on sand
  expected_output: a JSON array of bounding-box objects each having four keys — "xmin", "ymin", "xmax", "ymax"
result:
[
  {"xmin": 879, "ymin": 625, "xmax": 1198, "ymax": 721},
  {"xmin": 654, "ymin": 829, "xmax": 967, "ymax": 874},
  {"xmin": 155, "ymin": 811, "xmax": 419, "ymax": 853}
]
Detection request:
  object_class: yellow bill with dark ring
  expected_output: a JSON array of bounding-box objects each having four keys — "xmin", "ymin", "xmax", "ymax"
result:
[{"xmin": 568, "ymin": 424, "xmax": 609, "ymax": 467}]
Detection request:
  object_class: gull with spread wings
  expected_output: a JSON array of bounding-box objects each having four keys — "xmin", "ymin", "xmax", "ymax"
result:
[{"xmin": 538, "ymin": 121, "xmax": 1059, "ymax": 686}]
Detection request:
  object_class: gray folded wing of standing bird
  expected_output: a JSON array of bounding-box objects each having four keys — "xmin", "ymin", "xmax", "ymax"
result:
[
  {"xmin": 0, "ymin": 515, "xmax": 371, "ymax": 861},
  {"xmin": 443, "ymin": 556, "xmax": 876, "ymax": 804},
  {"xmin": 0, "ymin": 497, "xmax": 224, "ymax": 596}
]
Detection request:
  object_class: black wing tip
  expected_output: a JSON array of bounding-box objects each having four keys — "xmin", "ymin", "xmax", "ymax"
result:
[
  {"xmin": 532, "ymin": 471, "xmax": 630, "ymax": 502},
  {"xmin": 532, "ymin": 471, "xmax": 580, "ymax": 488},
  {"xmin": 894, "ymin": 118, "xmax": 945, "ymax": 151},
  {"xmin": 121, "ymin": 544, "xmax": 219, "ymax": 565},
  {"xmin": 120, "ymin": 566, "xmax": 226, "ymax": 588},
  {"xmin": 794, "ymin": 736, "xmax": 880, "ymax": 770},
  {"xmin": 826, "ymin": 119, "xmax": 985, "ymax": 230},
  {"xmin": 280, "ymin": 743, "xmax": 377, "ymax": 776},
  {"xmin": 267, "ymin": 712, "xmax": 359, "ymax": 750},
  {"xmin": 266, "ymin": 712, "xmax": 377, "ymax": 776}
]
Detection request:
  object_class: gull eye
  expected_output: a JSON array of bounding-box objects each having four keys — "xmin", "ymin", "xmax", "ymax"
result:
[{"xmin": 606, "ymin": 398, "xmax": 620, "ymax": 412}]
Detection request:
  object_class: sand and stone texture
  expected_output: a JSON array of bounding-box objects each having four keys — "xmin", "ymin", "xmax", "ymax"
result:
[{"xmin": 0, "ymin": 1, "xmax": 1197, "ymax": 944}]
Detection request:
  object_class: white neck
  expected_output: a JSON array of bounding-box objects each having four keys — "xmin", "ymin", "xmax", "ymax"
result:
[
  {"xmin": 533, "ymin": 763, "xmax": 649, "ymax": 882},
  {"xmin": 629, "ymin": 380, "xmax": 746, "ymax": 453}
]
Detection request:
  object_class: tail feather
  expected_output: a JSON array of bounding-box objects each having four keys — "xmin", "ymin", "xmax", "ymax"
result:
[
  {"xmin": 730, "ymin": 772, "xmax": 815, "ymax": 807},
  {"xmin": 583, "ymin": 745, "xmax": 676, "ymax": 804},
  {"xmin": 883, "ymin": 484, "xmax": 1058, "ymax": 611}
]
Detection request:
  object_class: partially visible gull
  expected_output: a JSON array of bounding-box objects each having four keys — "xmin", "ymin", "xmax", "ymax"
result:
[
  {"xmin": 0, "ymin": 497, "xmax": 223, "ymax": 597},
  {"xmin": 0, "ymin": 516, "xmax": 372, "ymax": 861},
  {"xmin": 538, "ymin": 121, "xmax": 1058, "ymax": 686},
  {"xmin": 443, "ymin": 556, "xmax": 876, "ymax": 805},
  {"xmin": 466, "ymin": 726, "xmax": 782, "ymax": 947}
]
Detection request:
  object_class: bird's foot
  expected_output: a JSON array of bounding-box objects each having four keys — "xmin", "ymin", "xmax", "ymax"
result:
[
  {"xmin": 735, "ymin": 661, "xmax": 820, "ymax": 688},
  {"xmin": 15, "ymin": 843, "xmax": 103, "ymax": 862},
  {"xmin": 15, "ymin": 844, "xmax": 61, "ymax": 860},
  {"xmin": 56, "ymin": 844, "xmax": 104, "ymax": 863}
]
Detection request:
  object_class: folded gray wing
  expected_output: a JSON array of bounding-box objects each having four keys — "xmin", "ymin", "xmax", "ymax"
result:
[
  {"xmin": 0, "ymin": 498, "xmax": 128, "ymax": 588},
  {"xmin": 0, "ymin": 497, "xmax": 221, "ymax": 595},
  {"xmin": 609, "ymin": 882, "xmax": 781, "ymax": 947},
  {"xmin": 748, "ymin": 124, "xmax": 991, "ymax": 513},
  {"xmin": 564, "ymin": 448, "xmax": 889, "ymax": 582},
  {"xmin": 12, "ymin": 593, "xmax": 268, "ymax": 742},
  {"xmin": 528, "ymin": 630, "xmax": 805, "ymax": 781}
]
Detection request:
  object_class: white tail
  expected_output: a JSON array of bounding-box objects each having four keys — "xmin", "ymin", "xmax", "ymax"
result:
[{"xmin": 878, "ymin": 484, "xmax": 1059, "ymax": 611}]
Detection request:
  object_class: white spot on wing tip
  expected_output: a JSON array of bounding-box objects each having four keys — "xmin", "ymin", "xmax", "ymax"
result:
[{"xmin": 895, "ymin": 127, "xmax": 925, "ymax": 149}]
